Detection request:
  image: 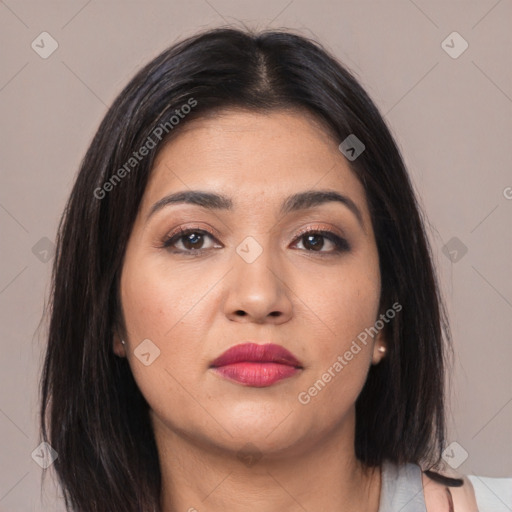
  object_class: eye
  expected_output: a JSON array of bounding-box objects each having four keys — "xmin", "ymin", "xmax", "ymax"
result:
[
  {"xmin": 161, "ymin": 227, "xmax": 220, "ymax": 255},
  {"xmin": 291, "ymin": 227, "xmax": 350, "ymax": 255},
  {"xmin": 160, "ymin": 226, "xmax": 350, "ymax": 256}
]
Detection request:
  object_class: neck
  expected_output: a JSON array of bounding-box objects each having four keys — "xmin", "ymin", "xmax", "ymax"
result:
[{"xmin": 152, "ymin": 409, "xmax": 382, "ymax": 512}]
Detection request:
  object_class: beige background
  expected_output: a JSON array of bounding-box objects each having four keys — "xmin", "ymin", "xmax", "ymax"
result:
[{"xmin": 1, "ymin": 1, "xmax": 511, "ymax": 510}]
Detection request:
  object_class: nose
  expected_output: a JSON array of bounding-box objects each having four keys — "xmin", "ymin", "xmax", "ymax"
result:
[{"xmin": 222, "ymin": 241, "xmax": 293, "ymax": 324}]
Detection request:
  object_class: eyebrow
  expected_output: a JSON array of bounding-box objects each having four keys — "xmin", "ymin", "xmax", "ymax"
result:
[{"xmin": 146, "ymin": 189, "xmax": 365, "ymax": 229}]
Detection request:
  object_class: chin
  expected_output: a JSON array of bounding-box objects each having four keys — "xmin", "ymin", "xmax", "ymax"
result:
[{"xmin": 218, "ymin": 409, "xmax": 308, "ymax": 450}]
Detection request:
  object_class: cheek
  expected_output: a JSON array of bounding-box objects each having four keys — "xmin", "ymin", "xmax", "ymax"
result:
[
  {"xmin": 330, "ymin": 277, "xmax": 381, "ymax": 346},
  {"xmin": 120, "ymin": 255, "xmax": 210, "ymax": 344},
  {"xmin": 294, "ymin": 252, "xmax": 381, "ymax": 350},
  {"xmin": 119, "ymin": 257, "xmax": 201, "ymax": 384},
  {"xmin": 120, "ymin": 257, "xmax": 218, "ymax": 434},
  {"xmin": 293, "ymin": 254, "xmax": 381, "ymax": 408}
]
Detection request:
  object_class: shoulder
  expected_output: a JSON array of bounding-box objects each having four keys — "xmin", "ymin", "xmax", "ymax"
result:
[{"xmin": 422, "ymin": 471, "xmax": 479, "ymax": 512}]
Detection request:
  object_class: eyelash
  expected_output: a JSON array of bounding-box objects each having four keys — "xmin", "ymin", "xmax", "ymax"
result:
[{"xmin": 160, "ymin": 225, "xmax": 350, "ymax": 257}]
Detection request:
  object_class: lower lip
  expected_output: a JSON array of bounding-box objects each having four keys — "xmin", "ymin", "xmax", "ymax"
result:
[{"xmin": 211, "ymin": 362, "xmax": 300, "ymax": 387}]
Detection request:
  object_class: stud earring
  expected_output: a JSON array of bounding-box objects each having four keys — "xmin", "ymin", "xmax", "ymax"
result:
[
  {"xmin": 378, "ymin": 346, "xmax": 386, "ymax": 353},
  {"xmin": 121, "ymin": 340, "xmax": 126, "ymax": 345}
]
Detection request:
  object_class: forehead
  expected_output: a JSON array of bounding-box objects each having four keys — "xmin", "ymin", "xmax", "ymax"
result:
[{"xmin": 141, "ymin": 109, "xmax": 370, "ymax": 221}]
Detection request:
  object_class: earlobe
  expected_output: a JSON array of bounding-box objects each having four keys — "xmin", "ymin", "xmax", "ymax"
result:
[
  {"xmin": 371, "ymin": 344, "xmax": 387, "ymax": 365},
  {"xmin": 112, "ymin": 332, "xmax": 127, "ymax": 358},
  {"xmin": 371, "ymin": 320, "xmax": 388, "ymax": 364}
]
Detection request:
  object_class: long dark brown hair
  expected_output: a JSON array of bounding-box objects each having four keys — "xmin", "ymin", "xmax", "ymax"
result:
[{"xmin": 39, "ymin": 26, "xmax": 461, "ymax": 512}]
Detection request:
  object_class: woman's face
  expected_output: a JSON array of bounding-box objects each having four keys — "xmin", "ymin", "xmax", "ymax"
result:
[{"xmin": 115, "ymin": 109, "xmax": 386, "ymax": 457}]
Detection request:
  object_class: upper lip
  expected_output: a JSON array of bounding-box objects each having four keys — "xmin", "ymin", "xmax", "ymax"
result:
[{"xmin": 210, "ymin": 342, "xmax": 303, "ymax": 368}]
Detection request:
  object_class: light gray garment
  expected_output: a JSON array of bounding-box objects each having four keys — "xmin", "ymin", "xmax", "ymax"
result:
[
  {"xmin": 467, "ymin": 474, "xmax": 512, "ymax": 511},
  {"xmin": 378, "ymin": 459, "xmax": 427, "ymax": 512},
  {"xmin": 378, "ymin": 459, "xmax": 512, "ymax": 512}
]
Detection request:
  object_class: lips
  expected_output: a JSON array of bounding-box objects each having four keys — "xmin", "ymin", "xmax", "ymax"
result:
[
  {"xmin": 211, "ymin": 342, "xmax": 302, "ymax": 367},
  {"xmin": 210, "ymin": 342, "xmax": 303, "ymax": 387}
]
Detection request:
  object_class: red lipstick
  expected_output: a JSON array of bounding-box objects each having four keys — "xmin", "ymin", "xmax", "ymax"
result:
[{"xmin": 210, "ymin": 342, "xmax": 302, "ymax": 387}]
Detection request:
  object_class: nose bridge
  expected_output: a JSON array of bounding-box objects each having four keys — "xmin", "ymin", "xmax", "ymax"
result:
[
  {"xmin": 224, "ymin": 233, "xmax": 292, "ymax": 322},
  {"xmin": 234, "ymin": 233, "xmax": 280, "ymax": 292}
]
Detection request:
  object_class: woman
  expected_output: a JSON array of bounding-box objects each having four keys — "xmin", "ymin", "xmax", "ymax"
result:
[{"xmin": 39, "ymin": 27, "xmax": 508, "ymax": 511}]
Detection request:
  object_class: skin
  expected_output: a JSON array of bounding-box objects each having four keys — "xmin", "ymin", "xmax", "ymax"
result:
[
  {"xmin": 113, "ymin": 108, "xmax": 394, "ymax": 512},
  {"xmin": 422, "ymin": 472, "xmax": 479, "ymax": 511}
]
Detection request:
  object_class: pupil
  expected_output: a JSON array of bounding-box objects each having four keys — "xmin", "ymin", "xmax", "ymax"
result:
[
  {"xmin": 185, "ymin": 233, "xmax": 202, "ymax": 249},
  {"xmin": 305, "ymin": 234, "xmax": 323, "ymax": 251}
]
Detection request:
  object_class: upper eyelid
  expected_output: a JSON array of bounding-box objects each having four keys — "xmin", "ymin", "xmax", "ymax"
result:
[{"xmin": 165, "ymin": 224, "xmax": 343, "ymax": 239}]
